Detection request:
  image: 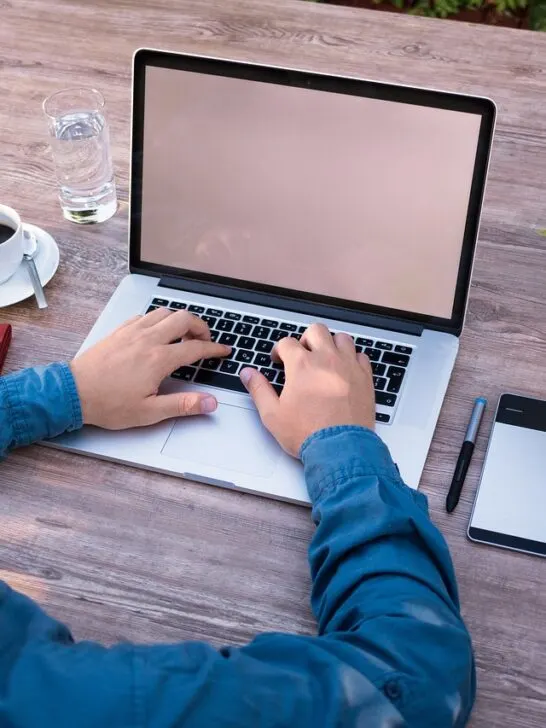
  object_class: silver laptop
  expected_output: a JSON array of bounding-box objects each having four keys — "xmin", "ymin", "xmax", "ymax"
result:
[{"xmin": 51, "ymin": 49, "xmax": 495, "ymax": 504}]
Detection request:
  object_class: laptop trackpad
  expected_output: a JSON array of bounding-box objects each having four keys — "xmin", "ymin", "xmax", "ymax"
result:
[{"xmin": 161, "ymin": 403, "xmax": 279, "ymax": 477}]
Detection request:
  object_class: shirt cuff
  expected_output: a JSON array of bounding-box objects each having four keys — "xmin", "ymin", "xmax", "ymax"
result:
[
  {"xmin": 0, "ymin": 362, "xmax": 82, "ymax": 449},
  {"xmin": 300, "ymin": 425, "xmax": 411, "ymax": 505}
]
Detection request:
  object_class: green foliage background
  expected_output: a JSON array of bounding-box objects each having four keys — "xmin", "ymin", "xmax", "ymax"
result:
[{"xmin": 308, "ymin": 0, "xmax": 546, "ymax": 29}]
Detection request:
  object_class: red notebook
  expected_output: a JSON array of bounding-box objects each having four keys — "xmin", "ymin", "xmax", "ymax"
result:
[{"xmin": 0, "ymin": 324, "xmax": 12, "ymax": 374}]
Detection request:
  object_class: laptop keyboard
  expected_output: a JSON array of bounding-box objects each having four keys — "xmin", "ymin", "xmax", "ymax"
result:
[{"xmin": 147, "ymin": 298, "xmax": 414, "ymax": 425}]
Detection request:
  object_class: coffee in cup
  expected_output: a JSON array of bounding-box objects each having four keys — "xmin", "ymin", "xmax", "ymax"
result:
[
  {"xmin": 0, "ymin": 224, "xmax": 17, "ymax": 244},
  {"xmin": 0, "ymin": 205, "xmax": 25, "ymax": 285}
]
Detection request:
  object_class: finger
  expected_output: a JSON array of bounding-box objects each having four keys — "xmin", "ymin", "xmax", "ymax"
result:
[
  {"xmin": 167, "ymin": 340, "xmax": 231, "ymax": 369},
  {"xmin": 271, "ymin": 336, "xmax": 303, "ymax": 367},
  {"xmin": 334, "ymin": 332, "xmax": 356, "ymax": 359},
  {"xmin": 116, "ymin": 315, "xmax": 142, "ymax": 331},
  {"xmin": 139, "ymin": 306, "xmax": 173, "ymax": 327},
  {"xmin": 145, "ymin": 391, "xmax": 218, "ymax": 423},
  {"xmin": 149, "ymin": 310, "xmax": 211, "ymax": 344},
  {"xmin": 357, "ymin": 352, "xmax": 372, "ymax": 373},
  {"xmin": 240, "ymin": 368, "xmax": 279, "ymax": 422},
  {"xmin": 300, "ymin": 323, "xmax": 335, "ymax": 352}
]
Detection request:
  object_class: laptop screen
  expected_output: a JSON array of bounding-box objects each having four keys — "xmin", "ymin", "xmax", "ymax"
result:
[{"xmin": 139, "ymin": 62, "xmax": 486, "ymax": 321}]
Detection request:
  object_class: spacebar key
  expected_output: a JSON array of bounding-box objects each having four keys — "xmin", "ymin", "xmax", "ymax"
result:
[{"xmin": 194, "ymin": 369, "xmax": 247, "ymax": 393}]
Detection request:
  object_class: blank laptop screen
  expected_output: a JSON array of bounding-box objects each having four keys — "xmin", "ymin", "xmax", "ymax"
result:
[{"xmin": 140, "ymin": 64, "xmax": 482, "ymax": 319}]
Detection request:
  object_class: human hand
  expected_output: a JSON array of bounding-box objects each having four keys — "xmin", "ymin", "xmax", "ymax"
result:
[
  {"xmin": 70, "ymin": 308, "xmax": 231, "ymax": 429},
  {"xmin": 239, "ymin": 324, "xmax": 375, "ymax": 457}
]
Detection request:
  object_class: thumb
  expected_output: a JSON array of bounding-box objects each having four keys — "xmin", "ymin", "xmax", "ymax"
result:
[
  {"xmin": 145, "ymin": 391, "xmax": 218, "ymax": 423},
  {"xmin": 240, "ymin": 368, "xmax": 279, "ymax": 423}
]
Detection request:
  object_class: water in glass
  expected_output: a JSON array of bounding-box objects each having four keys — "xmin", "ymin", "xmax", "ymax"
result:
[{"xmin": 50, "ymin": 110, "xmax": 116, "ymax": 224}]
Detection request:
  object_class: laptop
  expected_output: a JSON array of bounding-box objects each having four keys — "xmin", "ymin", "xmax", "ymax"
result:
[{"xmin": 50, "ymin": 49, "xmax": 496, "ymax": 504}]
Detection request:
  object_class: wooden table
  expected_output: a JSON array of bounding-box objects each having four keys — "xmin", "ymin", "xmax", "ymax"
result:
[{"xmin": 1, "ymin": 1, "xmax": 545, "ymax": 725}]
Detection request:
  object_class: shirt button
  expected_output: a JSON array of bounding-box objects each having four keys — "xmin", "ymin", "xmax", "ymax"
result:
[{"xmin": 383, "ymin": 679, "xmax": 402, "ymax": 701}]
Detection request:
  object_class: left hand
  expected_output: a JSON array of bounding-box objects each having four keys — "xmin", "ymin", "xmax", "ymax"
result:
[{"xmin": 70, "ymin": 308, "xmax": 231, "ymax": 429}]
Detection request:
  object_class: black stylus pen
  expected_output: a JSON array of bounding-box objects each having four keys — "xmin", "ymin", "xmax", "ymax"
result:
[{"xmin": 446, "ymin": 397, "xmax": 487, "ymax": 513}]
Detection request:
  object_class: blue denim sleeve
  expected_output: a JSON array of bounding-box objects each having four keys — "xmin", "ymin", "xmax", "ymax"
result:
[
  {"xmin": 0, "ymin": 426, "xmax": 475, "ymax": 728},
  {"xmin": 0, "ymin": 363, "xmax": 82, "ymax": 457}
]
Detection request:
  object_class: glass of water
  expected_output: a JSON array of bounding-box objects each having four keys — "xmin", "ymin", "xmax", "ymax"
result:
[{"xmin": 43, "ymin": 88, "xmax": 117, "ymax": 224}]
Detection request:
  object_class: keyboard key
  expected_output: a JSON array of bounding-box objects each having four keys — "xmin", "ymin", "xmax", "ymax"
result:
[
  {"xmin": 255, "ymin": 340, "xmax": 274, "ymax": 354},
  {"xmin": 201, "ymin": 315, "xmax": 217, "ymax": 328},
  {"xmin": 372, "ymin": 363, "xmax": 386, "ymax": 376},
  {"xmin": 194, "ymin": 369, "xmax": 247, "ymax": 392},
  {"xmin": 219, "ymin": 333, "xmax": 237, "ymax": 346},
  {"xmin": 276, "ymin": 371, "xmax": 285, "ymax": 385},
  {"xmin": 376, "ymin": 341, "xmax": 393, "ymax": 351},
  {"xmin": 387, "ymin": 378, "xmax": 402, "ymax": 394},
  {"xmin": 293, "ymin": 333, "xmax": 302, "ymax": 341},
  {"xmin": 206, "ymin": 308, "xmax": 224, "ymax": 317},
  {"xmin": 261, "ymin": 319, "xmax": 278, "ymax": 328},
  {"xmin": 188, "ymin": 304, "xmax": 205, "ymax": 314},
  {"xmin": 273, "ymin": 384, "xmax": 283, "ymax": 396},
  {"xmin": 280, "ymin": 322, "xmax": 297, "ymax": 332},
  {"xmin": 376, "ymin": 392, "xmax": 397, "ymax": 407},
  {"xmin": 210, "ymin": 330, "xmax": 219, "ymax": 342},
  {"xmin": 238, "ymin": 336, "xmax": 255, "ymax": 350},
  {"xmin": 260, "ymin": 367, "xmax": 277, "ymax": 382},
  {"xmin": 364, "ymin": 347, "xmax": 381, "ymax": 362},
  {"xmin": 201, "ymin": 358, "xmax": 220, "ymax": 370},
  {"xmin": 242, "ymin": 315, "xmax": 260, "ymax": 324},
  {"xmin": 254, "ymin": 353, "xmax": 271, "ymax": 367},
  {"xmin": 234, "ymin": 322, "xmax": 252, "ymax": 335},
  {"xmin": 298, "ymin": 326, "xmax": 307, "ymax": 334},
  {"xmin": 395, "ymin": 345, "xmax": 412, "ymax": 355},
  {"xmin": 152, "ymin": 298, "xmax": 169, "ymax": 307},
  {"xmin": 252, "ymin": 325, "xmax": 271, "ymax": 339},
  {"xmin": 272, "ymin": 360, "xmax": 283, "ymax": 370},
  {"xmin": 217, "ymin": 319, "xmax": 235, "ymax": 332},
  {"xmin": 235, "ymin": 349, "xmax": 254, "ymax": 364},
  {"xmin": 270, "ymin": 329, "xmax": 288, "ymax": 342},
  {"xmin": 373, "ymin": 376, "xmax": 387, "ymax": 390},
  {"xmin": 224, "ymin": 311, "xmax": 241, "ymax": 321},
  {"xmin": 220, "ymin": 360, "xmax": 239, "ymax": 375},
  {"xmin": 388, "ymin": 366, "xmax": 405, "ymax": 380},
  {"xmin": 146, "ymin": 305, "xmax": 159, "ymax": 314},
  {"xmin": 356, "ymin": 337, "xmax": 373, "ymax": 347},
  {"xmin": 376, "ymin": 413, "xmax": 391, "ymax": 424},
  {"xmin": 171, "ymin": 366, "xmax": 196, "ymax": 381},
  {"xmin": 382, "ymin": 352, "xmax": 410, "ymax": 367},
  {"xmin": 355, "ymin": 345, "xmax": 363, "ymax": 354},
  {"xmin": 169, "ymin": 301, "xmax": 187, "ymax": 310}
]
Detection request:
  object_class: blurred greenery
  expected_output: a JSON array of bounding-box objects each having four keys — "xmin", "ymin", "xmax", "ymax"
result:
[{"xmin": 307, "ymin": 0, "xmax": 546, "ymax": 29}]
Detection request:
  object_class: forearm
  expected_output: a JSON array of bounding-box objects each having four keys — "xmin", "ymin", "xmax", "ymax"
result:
[
  {"xmin": 302, "ymin": 426, "xmax": 475, "ymax": 725},
  {"xmin": 0, "ymin": 362, "xmax": 82, "ymax": 457}
]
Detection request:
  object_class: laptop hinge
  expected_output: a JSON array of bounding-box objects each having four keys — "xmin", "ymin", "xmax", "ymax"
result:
[{"xmin": 158, "ymin": 276, "xmax": 424, "ymax": 337}]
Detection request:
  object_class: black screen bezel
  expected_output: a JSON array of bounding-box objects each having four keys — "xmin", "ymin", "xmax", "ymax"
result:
[
  {"xmin": 130, "ymin": 48, "xmax": 496, "ymax": 335},
  {"xmin": 468, "ymin": 394, "xmax": 546, "ymax": 558}
]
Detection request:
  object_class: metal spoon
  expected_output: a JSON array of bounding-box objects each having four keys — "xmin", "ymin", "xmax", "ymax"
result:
[{"xmin": 23, "ymin": 229, "xmax": 48, "ymax": 309}]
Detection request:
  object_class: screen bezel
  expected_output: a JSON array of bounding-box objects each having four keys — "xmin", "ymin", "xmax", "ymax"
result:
[
  {"xmin": 468, "ymin": 393, "xmax": 546, "ymax": 558},
  {"xmin": 130, "ymin": 48, "xmax": 496, "ymax": 335}
]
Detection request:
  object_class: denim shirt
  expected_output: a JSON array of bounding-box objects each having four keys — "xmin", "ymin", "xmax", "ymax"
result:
[{"xmin": 0, "ymin": 363, "xmax": 475, "ymax": 727}]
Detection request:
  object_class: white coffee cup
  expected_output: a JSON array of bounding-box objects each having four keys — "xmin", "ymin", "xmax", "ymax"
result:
[{"xmin": 0, "ymin": 204, "xmax": 26, "ymax": 285}]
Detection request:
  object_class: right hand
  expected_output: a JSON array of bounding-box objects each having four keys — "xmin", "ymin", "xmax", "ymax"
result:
[{"xmin": 239, "ymin": 324, "xmax": 375, "ymax": 458}]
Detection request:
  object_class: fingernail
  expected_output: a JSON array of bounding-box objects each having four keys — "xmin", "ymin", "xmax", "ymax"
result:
[
  {"xmin": 200, "ymin": 396, "xmax": 217, "ymax": 414},
  {"xmin": 240, "ymin": 367, "xmax": 255, "ymax": 388}
]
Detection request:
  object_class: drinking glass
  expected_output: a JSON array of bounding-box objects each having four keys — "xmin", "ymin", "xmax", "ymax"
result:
[{"xmin": 43, "ymin": 88, "xmax": 117, "ymax": 224}]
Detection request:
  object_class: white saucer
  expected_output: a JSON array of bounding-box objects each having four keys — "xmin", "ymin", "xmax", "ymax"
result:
[{"xmin": 0, "ymin": 224, "xmax": 60, "ymax": 308}]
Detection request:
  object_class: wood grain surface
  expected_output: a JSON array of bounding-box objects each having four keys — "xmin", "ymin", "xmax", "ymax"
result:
[{"xmin": 1, "ymin": 1, "xmax": 545, "ymax": 725}]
